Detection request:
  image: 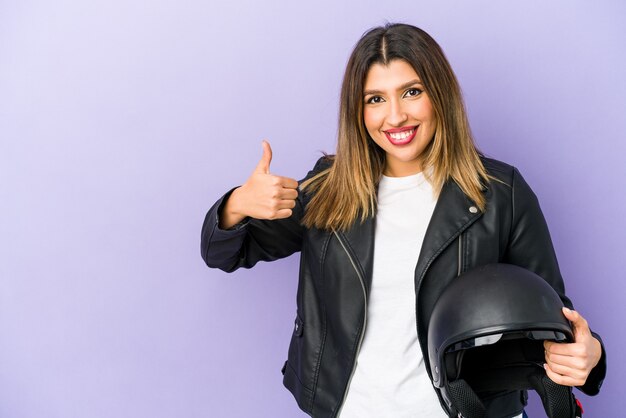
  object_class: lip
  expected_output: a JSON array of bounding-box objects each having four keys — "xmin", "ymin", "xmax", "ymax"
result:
[{"xmin": 384, "ymin": 125, "xmax": 419, "ymax": 145}]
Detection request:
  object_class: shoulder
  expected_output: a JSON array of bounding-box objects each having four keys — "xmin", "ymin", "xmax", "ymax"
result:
[
  {"xmin": 297, "ymin": 154, "xmax": 335, "ymax": 207},
  {"xmin": 480, "ymin": 155, "xmax": 535, "ymax": 192},
  {"xmin": 480, "ymin": 155, "xmax": 516, "ymax": 186},
  {"xmin": 312, "ymin": 154, "xmax": 335, "ymax": 172},
  {"xmin": 301, "ymin": 154, "xmax": 335, "ymax": 182},
  {"xmin": 479, "ymin": 156, "xmax": 540, "ymax": 213}
]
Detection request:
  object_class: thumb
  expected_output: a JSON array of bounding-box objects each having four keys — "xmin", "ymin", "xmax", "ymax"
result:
[
  {"xmin": 254, "ymin": 140, "xmax": 272, "ymax": 174},
  {"xmin": 562, "ymin": 307, "xmax": 590, "ymax": 339}
]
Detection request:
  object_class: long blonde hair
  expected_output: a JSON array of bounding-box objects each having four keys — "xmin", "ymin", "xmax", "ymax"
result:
[{"xmin": 301, "ymin": 23, "xmax": 489, "ymax": 231}]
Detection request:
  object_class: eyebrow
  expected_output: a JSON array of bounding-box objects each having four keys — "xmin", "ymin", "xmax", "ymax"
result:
[{"xmin": 363, "ymin": 79, "xmax": 423, "ymax": 96}]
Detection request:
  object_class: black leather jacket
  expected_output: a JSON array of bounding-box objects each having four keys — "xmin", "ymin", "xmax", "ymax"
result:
[{"xmin": 201, "ymin": 156, "xmax": 606, "ymax": 418}]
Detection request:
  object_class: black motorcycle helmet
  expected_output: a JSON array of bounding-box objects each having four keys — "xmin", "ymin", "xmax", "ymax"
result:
[{"xmin": 428, "ymin": 263, "xmax": 579, "ymax": 418}]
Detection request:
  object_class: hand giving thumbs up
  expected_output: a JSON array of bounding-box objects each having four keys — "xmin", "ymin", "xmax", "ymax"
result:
[{"xmin": 219, "ymin": 141, "xmax": 299, "ymax": 229}]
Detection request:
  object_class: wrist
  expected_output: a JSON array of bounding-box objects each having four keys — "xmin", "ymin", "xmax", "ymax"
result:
[
  {"xmin": 219, "ymin": 187, "xmax": 247, "ymax": 229},
  {"xmin": 225, "ymin": 186, "xmax": 245, "ymax": 217},
  {"xmin": 591, "ymin": 336, "xmax": 602, "ymax": 368}
]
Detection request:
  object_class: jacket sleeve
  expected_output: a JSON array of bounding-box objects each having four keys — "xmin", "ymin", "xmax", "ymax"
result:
[
  {"xmin": 503, "ymin": 167, "xmax": 606, "ymax": 396},
  {"xmin": 200, "ymin": 156, "xmax": 329, "ymax": 273}
]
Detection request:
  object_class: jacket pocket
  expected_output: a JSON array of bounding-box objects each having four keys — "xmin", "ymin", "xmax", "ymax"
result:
[
  {"xmin": 282, "ymin": 360, "xmax": 314, "ymax": 414},
  {"xmin": 282, "ymin": 314, "xmax": 314, "ymax": 413},
  {"xmin": 285, "ymin": 314, "xmax": 305, "ymax": 371},
  {"xmin": 279, "ymin": 316, "xmax": 304, "ymax": 374}
]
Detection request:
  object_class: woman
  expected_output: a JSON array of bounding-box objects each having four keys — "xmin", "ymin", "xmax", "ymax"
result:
[{"xmin": 201, "ymin": 23, "xmax": 606, "ymax": 417}]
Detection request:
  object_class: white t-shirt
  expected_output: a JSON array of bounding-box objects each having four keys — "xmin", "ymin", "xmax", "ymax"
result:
[{"xmin": 338, "ymin": 171, "xmax": 444, "ymax": 417}]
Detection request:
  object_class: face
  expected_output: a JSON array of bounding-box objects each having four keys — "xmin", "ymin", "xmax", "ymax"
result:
[{"xmin": 363, "ymin": 59, "xmax": 436, "ymax": 177}]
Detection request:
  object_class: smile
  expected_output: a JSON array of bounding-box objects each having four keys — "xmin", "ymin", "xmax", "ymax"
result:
[{"xmin": 384, "ymin": 126, "xmax": 418, "ymax": 145}]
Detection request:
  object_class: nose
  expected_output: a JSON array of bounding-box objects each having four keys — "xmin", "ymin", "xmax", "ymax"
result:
[{"xmin": 387, "ymin": 99, "xmax": 408, "ymax": 126}]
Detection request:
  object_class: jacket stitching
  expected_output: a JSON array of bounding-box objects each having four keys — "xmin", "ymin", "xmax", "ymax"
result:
[
  {"xmin": 509, "ymin": 167, "xmax": 517, "ymax": 243},
  {"xmin": 309, "ymin": 232, "xmax": 331, "ymax": 414},
  {"xmin": 460, "ymin": 231, "xmax": 466, "ymax": 274}
]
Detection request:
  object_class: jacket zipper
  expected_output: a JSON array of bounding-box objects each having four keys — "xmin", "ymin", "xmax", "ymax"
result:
[{"xmin": 333, "ymin": 230, "xmax": 368, "ymax": 417}]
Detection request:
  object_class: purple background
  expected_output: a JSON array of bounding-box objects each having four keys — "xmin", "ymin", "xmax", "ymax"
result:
[{"xmin": 1, "ymin": 1, "xmax": 624, "ymax": 417}]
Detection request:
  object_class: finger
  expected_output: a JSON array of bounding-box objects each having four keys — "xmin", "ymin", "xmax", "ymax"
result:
[
  {"xmin": 275, "ymin": 199, "xmax": 297, "ymax": 210},
  {"xmin": 545, "ymin": 351, "xmax": 586, "ymax": 370},
  {"xmin": 276, "ymin": 176, "xmax": 299, "ymax": 189},
  {"xmin": 544, "ymin": 363, "xmax": 584, "ymax": 387},
  {"xmin": 562, "ymin": 307, "xmax": 591, "ymax": 339},
  {"xmin": 255, "ymin": 140, "xmax": 273, "ymax": 174},
  {"xmin": 264, "ymin": 199, "xmax": 296, "ymax": 217},
  {"xmin": 272, "ymin": 208, "xmax": 293, "ymax": 219},
  {"xmin": 276, "ymin": 188, "xmax": 299, "ymax": 200},
  {"xmin": 544, "ymin": 341, "xmax": 585, "ymax": 357},
  {"xmin": 285, "ymin": 199, "xmax": 297, "ymax": 209},
  {"xmin": 545, "ymin": 360, "xmax": 586, "ymax": 379}
]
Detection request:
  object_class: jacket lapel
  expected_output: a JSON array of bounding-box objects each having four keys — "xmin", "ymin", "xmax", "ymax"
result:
[
  {"xmin": 338, "ymin": 215, "xmax": 376, "ymax": 295},
  {"xmin": 414, "ymin": 179, "xmax": 485, "ymax": 286}
]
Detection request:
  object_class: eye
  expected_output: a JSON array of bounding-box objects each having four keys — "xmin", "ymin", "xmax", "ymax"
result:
[
  {"xmin": 404, "ymin": 88, "xmax": 422, "ymax": 98},
  {"xmin": 366, "ymin": 95, "xmax": 384, "ymax": 104}
]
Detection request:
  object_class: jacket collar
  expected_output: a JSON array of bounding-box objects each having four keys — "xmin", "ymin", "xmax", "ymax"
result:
[
  {"xmin": 414, "ymin": 179, "xmax": 485, "ymax": 286},
  {"xmin": 337, "ymin": 179, "xmax": 486, "ymax": 294}
]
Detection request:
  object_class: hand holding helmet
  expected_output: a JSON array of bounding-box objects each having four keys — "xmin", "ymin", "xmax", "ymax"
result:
[
  {"xmin": 543, "ymin": 308, "xmax": 602, "ymax": 387},
  {"xmin": 428, "ymin": 263, "xmax": 586, "ymax": 418}
]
